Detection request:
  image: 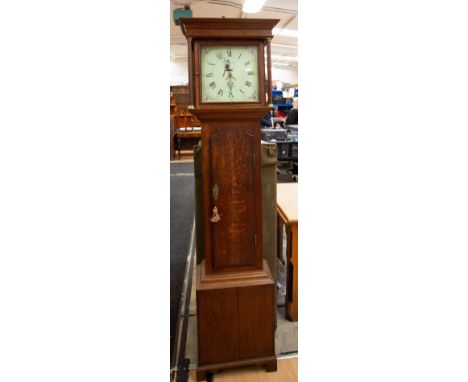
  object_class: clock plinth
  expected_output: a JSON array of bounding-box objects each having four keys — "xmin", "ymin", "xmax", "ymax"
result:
[
  {"xmin": 196, "ymin": 260, "xmax": 276, "ymax": 381},
  {"xmin": 179, "ymin": 18, "xmax": 280, "ymax": 379}
]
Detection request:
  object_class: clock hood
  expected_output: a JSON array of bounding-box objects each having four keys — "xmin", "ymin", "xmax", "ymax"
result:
[{"xmin": 179, "ymin": 18, "xmax": 279, "ymax": 39}]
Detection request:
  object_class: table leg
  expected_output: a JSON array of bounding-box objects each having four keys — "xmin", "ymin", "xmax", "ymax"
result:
[
  {"xmin": 177, "ymin": 135, "xmax": 182, "ymax": 159},
  {"xmin": 286, "ymin": 223, "xmax": 298, "ymax": 321},
  {"xmin": 277, "ymin": 214, "xmax": 283, "ymax": 263}
]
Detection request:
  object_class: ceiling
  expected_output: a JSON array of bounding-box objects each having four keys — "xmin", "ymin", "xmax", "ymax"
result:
[{"xmin": 170, "ymin": 0, "xmax": 298, "ymax": 68}]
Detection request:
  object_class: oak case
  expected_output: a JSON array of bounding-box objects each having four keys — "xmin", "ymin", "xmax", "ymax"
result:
[{"xmin": 179, "ymin": 18, "xmax": 279, "ymax": 380}]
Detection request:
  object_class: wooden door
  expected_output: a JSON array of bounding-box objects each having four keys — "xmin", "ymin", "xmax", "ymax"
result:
[{"xmin": 206, "ymin": 122, "xmax": 263, "ymax": 273}]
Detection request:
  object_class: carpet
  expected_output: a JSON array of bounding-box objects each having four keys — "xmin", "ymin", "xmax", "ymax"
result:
[{"xmin": 170, "ymin": 161, "xmax": 195, "ymax": 368}]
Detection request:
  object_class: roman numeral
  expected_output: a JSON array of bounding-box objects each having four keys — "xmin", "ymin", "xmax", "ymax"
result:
[
  {"xmin": 229, "ymin": 90, "xmax": 233, "ymax": 98},
  {"xmin": 218, "ymin": 89, "xmax": 223, "ymax": 96},
  {"xmin": 238, "ymin": 53, "xmax": 242, "ymax": 59},
  {"xmin": 206, "ymin": 73, "xmax": 213, "ymax": 77},
  {"xmin": 245, "ymin": 81, "xmax": 252, "ymax": 87},
  {"xmin": 216, "ymin": 52, "xmax": 224, "ymax": 60},
  {"xmin": 247, "ymin": 71, "xmax": 255, "ymax": 75},
  {"xmin": 208, "ymin": 62, "xmax": 215, "ymax": 66},
  {"xmin": 209, "ymin": 81, "xmax": 216, "ymax": 89},
  {"xmin": 244, "ymin": 61, "xmax": 250, "ymax": 66},
  {"xmin": 227, "ymin": 50, "xmax": 232, "ymax": 57},
  {"xmin": 240, "ymin": 89, "xmax": 245, "ymax": 93}
]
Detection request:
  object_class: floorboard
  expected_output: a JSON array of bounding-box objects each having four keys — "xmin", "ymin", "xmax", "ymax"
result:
[{"xmin": 187, "ymin": 357, "xmax": 298, "ymax": 382}]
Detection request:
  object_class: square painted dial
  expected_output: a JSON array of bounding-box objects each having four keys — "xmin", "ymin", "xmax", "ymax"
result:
[{"xmin": 200, "ymin": 46, "xmax": 259, "ymax": 103}]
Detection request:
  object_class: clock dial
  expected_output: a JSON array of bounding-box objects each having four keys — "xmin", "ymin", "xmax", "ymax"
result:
[{"xmin": 201, "ymin": 46, "xmax": 259, "ymax": 103}]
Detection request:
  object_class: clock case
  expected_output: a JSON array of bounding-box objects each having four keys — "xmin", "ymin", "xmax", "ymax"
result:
[{"xmin": 179, "ymin": 18, "xmax": 280, "ymax": 380}]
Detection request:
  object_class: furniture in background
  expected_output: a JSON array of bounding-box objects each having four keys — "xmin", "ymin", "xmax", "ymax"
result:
[
  {"xmin": 170, "ymin": 92, "xmax": 176, "ymax": 116},
  {"xmin": 276, "ymin": 182, "xmax": 298, "ymax": 321},
  {"xmin": 170, "ymin": 85, "xmax": 202, "ymax": 159},
  {"xmin": 170, "ymin": 116, "xmax": 176, "ymax": 160},
  {"xmin": 276, "ymin": 139, "xmax": 298, "ymax": 175},
  {"xmin": 261, "ymin": 125, "xmax": 298, "ymax": 180},
  {"xmin": 174, "ymin": 129, "xmax": 201, "ymax": 159}
]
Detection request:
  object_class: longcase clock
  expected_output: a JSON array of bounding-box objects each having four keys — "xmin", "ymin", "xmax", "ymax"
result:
[{"xmin": 179, "ymin": 18, "xmax": 279, "ymax": 381}]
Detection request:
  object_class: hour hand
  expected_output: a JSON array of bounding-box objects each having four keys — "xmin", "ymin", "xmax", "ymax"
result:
[
  {"xmin": 224, "ymin": 70, "xmax": 236, "ymax": 81},
  {"xmin": 223, "ymin": 63, "xmax": 231, "ymax": 77}
]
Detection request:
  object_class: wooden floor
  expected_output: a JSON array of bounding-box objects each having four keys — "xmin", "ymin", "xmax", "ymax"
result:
[{"xmin": 188, "ymin": 357, "xmax": 298, "ymax": 382}]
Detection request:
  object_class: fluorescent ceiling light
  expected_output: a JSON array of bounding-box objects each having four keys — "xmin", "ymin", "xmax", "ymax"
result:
[
  {"xmin": 271, "ymin": 42, "xmax": 297, "ymax": 49},
  {"xmin": 273, "ymin": 27, "xmax": 298, "ymax": 38},
  {"xmin": 242, "ymin": 0, "xmax": 267, "ymax": 13},
  {"xmin": 272, "ymin": 55, "xmax": 298, "ymax": 62}
]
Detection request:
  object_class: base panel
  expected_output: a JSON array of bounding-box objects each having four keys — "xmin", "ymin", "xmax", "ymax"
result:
[{"xmin": 196, "ymin": 356, "xmax": 277, "ymax": 381}]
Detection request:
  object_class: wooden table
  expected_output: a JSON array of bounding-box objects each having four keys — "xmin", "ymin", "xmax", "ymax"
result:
[
  {"xmin": 276, "ymin": 183, "xmax": 298, "ymax": 321},
  {"xmin": 174, "ymin": 129, "xmax": 201, "ymax": 159}
]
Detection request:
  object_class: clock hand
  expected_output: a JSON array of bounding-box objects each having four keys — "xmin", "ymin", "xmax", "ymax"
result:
[
  {"xmin": 224, "ymin": 72, "xmax": 236, "ymax": 82},
  {"xmin": 223, "ymin": 61, "xmax": 233, "ymax": 77}
]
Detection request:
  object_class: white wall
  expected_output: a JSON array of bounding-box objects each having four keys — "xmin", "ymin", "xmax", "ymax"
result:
[
  {"xmin": 170, "ymin": 60, "xmax": 298, "ymax": 86},
  {"xmin": 272, "ymin": 65, "xmax": 298, "ymax": 84},
  {"xmin": 170, "ymin": 61, "xmax": 188, "ymax": 86}
]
